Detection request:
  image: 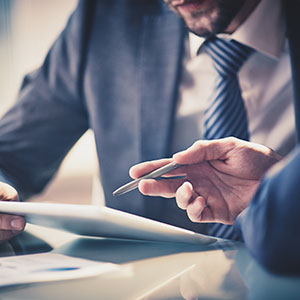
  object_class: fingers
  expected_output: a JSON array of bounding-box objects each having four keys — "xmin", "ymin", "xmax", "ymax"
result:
[
  {"xmin": 139, "ymin": 178, "xmax": 208, "ymax": 222},
  {"xmin": 0, "ymin": 213, "xmax": 26, "ymax": 231},
  {"xmin": 0, "ymin": 229, "xmax": 22, "ymax": 242},
  {"xmin": 0, "ymin": 182, "xmax": 19, "ymax": 201},
  {"xmin": 138, "ymin": 178, "xmax": 185, "ymax": 198},
  {"xmin": 0, "ymin": 212, "xmax": 26, "ymax": 242},
  {"xmin": 176, "ymin": 182, "xmax": 207, "ymax": 223},
  {"xmin": 176, "ymin": 181, "xmax": 193, "ymax": 209},
  {"xmin": 0, "ymin": 213, "xmax": 25, "ymax": 243},
  {"xmin": 0, "ymin": 182, "xmax": 25, "ymax": 241},
  {"xmin": 186, "ymin": 197, "xmax": 206, "ymax": 222},
  {"xmin": 138, "ymin": 178, "xmax": 218, "ymax": 223},
  {"xmin": 129, "ymin": 158, "xmax": 172, "ymax": 179}
]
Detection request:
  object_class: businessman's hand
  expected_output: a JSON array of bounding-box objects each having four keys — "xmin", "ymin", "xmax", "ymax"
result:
[
  {"xmin": 130, "ymin": 137, "xmax": 281, "ymax": 224},
  {"xmin": 0, "ymin": 182, "xmax": 26, "ymax": 242}
]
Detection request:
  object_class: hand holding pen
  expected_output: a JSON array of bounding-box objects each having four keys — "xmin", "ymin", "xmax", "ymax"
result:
[
  {"xmin": 113, "ymin": 160, "xmax": 183, "ymax": 196},
  {"xmin": 113, "ymin": 138, "xmax": 281, "ymax": 224}
]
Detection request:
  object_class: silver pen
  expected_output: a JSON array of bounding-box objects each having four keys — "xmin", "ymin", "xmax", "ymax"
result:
[{"xmin": 113, "ymin": 162, "xmax": 182, "ymax": 196}]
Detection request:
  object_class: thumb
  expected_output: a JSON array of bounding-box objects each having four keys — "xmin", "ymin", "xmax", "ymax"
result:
[{"xmin": 173, "ymin": 137, "xmax": 239, "ymax": 164}]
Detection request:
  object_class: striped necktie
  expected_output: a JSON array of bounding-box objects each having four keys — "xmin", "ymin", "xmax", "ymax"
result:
[{"xmin": 203, "ymin": 37, "xmax": 254, "ymax": 240}]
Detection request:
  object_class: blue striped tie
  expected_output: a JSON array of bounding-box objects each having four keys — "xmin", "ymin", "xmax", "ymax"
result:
[{"xmin": 203, "ymin": 37, "xmax": 254, "ymax": 240}]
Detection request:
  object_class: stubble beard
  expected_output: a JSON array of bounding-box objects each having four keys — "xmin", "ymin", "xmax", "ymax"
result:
[{"xmin": 169, "ymin": 0, "xmax": 247, "ymax": 38}]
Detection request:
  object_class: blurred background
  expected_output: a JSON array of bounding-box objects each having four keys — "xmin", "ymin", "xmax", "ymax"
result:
[{"xmin": 0, "ymin": 0, "xmax": 104, "ymax": 205}]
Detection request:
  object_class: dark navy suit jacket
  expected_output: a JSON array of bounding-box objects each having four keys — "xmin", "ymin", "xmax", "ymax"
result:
[
  {"xmin": 236, "ymin": 146, "xmax": 300, "ymax": 275},
  {"xmin": 0, "ymin": 0, "xmax": 300, "ymax": 238},
  {"xmin": 234, "ymin": 0, "xmax": 300, "ymax": 275}
]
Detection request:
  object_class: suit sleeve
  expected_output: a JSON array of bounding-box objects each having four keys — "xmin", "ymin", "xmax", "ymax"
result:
[
  {"xmin": 235, "ymin": 146, "xmax": 300, "ymax": 275},
  {"xmin": 0, "ymin": 1, "xmax": 96, "ymax": 199}
]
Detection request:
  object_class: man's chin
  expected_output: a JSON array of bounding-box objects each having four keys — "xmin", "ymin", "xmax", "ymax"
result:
[
  {"xmin": 169, "ymin": 3, "xmax": 220, "ymax": 37},
  {"xmin": 166, "ymin": 0, "xmax": 247, "ymax": 37},
  {"xmin": 184, "ymin": 20, "xmax": 215, "ymax": 38},
  {"xmin": 191, "ymin": 30, "xmax": 214, "ymax": 38}
]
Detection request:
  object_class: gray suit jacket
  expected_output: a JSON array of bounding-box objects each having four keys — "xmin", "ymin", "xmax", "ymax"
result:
[{"xmin": 0, "ymin": 0, "xmax": 205, "ymax": 231}]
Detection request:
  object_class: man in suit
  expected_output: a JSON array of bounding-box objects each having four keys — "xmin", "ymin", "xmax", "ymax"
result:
[
  {"xmin": 0, "ymin": 0, "xmax": 298, "ymax": 241},
  {"xmin": 130, "ymin": 137, "xmax": 300, "ymax": 274}
]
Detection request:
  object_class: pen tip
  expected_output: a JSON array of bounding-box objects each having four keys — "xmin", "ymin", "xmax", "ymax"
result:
[{"xmin": 112, "ymin": 188, "xmax": 125, "ymax": 196}]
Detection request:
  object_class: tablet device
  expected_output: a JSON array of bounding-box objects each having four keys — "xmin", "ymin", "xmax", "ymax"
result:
[{"xmin": 0, "ymin": 202, "xmax": 216, "ymax": 245}]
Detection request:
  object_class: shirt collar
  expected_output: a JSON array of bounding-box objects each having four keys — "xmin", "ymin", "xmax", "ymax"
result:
[{"xmin": 189, "ymin": 0, "xmax": 285, "ymax": 59}]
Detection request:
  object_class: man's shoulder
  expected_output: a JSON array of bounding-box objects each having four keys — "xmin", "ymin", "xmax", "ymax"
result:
[{"xmin": 79, "ymin": 0, "xmax": 170, "ymax": 18}]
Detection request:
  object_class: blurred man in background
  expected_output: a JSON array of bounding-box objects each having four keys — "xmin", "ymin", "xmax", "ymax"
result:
[{"xmin": 0, "ymin": 0, "xmax": 299, "ymax": 241}]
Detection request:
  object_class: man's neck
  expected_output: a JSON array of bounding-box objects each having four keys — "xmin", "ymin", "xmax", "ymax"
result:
[{"xmin": 225, "ymin": 0, "xmax": 261, "ymax": 34}]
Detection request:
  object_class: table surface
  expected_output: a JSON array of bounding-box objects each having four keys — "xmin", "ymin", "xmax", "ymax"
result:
[{"xmin": 0, "ymin": 224, "xmax": 300, "ymax": 300}]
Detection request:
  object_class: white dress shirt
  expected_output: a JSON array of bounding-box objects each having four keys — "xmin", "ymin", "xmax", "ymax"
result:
[{"xmin": 172, "ymin": 0, "xmax": 296, "ymax": 157}]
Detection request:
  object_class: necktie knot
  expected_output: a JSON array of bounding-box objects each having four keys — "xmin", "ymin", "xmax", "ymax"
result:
[{"xmin": 204, "ymin": 37, "xmax": 254, "ymax": 77}]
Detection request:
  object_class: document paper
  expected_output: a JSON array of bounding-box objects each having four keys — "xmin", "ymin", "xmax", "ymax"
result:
[{"xmin": 0, "ymin": 253, "xmax": 119, "ymax": 287}]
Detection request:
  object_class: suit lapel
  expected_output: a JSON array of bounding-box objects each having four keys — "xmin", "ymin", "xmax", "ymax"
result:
[
  {"xmin": 285, "ymin": 0, "xmax": 300, "ymax": 142},
  {"xmin": 138, "ymin": 10, "xmax": 186, "ymax": 161}
]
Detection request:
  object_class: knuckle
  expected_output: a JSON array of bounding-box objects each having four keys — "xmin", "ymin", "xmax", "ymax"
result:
[
  {"xmin": 192, "ymin": 140, "xmax": 202, "ymax": 149},
  {"xmin": 225, "ymin": 136, "xmax": 238, "ymax": 145},
  {"xmin": 187, "ymin": 206, "xmax": 200, "ymax": 223}
]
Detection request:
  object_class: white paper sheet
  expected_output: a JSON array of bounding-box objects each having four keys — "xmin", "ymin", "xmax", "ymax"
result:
[{"xmin": 0, "ymin": 253, "xmax": 119, "ymax": 287}]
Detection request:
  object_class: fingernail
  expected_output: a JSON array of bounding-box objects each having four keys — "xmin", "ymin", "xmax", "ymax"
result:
[{"xmin": 11, "ymin": 217, "xmax": 24, "ymax": 230}]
